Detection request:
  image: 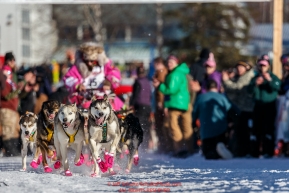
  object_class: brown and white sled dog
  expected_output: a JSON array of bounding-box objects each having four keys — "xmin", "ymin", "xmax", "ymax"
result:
[
  {"xmin": 53, "ymin": 103, "xmax": 86, "ymax": 176},
  {"xmin": 36, "ymin": 100, "xmax": 61, "ymax": 173},
  {"xmin": 88, "ymin": 94, "xmax": 121, "ymax": 177},
  {"xmin": 19, "ymin": 112, "xmax": 40, "ymax": 171}
]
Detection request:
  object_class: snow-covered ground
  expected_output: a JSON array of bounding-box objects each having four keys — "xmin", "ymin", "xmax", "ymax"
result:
[{"xmin": 1, "ymin": 151, "xmax": 289, "ymax": 193}]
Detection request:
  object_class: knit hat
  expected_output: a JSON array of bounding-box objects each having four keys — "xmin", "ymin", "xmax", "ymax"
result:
[
  {"xmin": 4, "ymin": 52, "xmax": 15, "ymax": 62},
  {"xmin": 199, "ymin": 48, "xmax": 210, "ymax": 59},
  {"xmin": 236, "ymin": 61, "xmax": 252, "ymax": 70},
  {"xmin": 204, "ymin": 53, "xmax": 216, "ymax": 67},
  {"xmin": 168, "ymin": 55, "xmax": 179, "ymax": 64},
  {"xmin": 257, "ymin": 59, "xmax": 270, "ymax": 66}
]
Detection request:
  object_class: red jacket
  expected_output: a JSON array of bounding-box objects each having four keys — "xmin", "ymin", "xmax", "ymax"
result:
[{"xmin": 1, "ymin": 81, "xmax": 19, "ymax": 111}]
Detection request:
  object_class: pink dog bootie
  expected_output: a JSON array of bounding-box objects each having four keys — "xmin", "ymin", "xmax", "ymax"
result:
[
  {"xmin": 37, "ymin": 154, "xmax": 43, "ymax": 165},
  {"xmin": 47, "ymin": 151, "xmax": 56, "ymax": 159},
  {"xmin": 124, "ymin": 149, "xmax": 129, "ymax": 155},
  {"xmin": 54, "ymin": 160, "xmax": 61, "ymax": 169},
  {"xmin": 104, "ymin": 152, "xmax": 114, "ymax": 168},
  {"xmin": 75, "ymin": 153, "xmax": 84, "ymax": 166},
  {"xmin": 97, "ymin": 158, "xmax": 108, "ymax": 173},
  {"xmin": 65, "ymin": 170, "xmax": 72, "ymax": 176},
  {"xmin": 133, "ymin": 155, "xmax": 139, "ymax": 166},
  {"xmin": 30, "ymin": 160, "xmax": 38, "ymax": 169},
  {"xmin": 44, "ymin": 166, "xmax": 53, "ymax": 173}
]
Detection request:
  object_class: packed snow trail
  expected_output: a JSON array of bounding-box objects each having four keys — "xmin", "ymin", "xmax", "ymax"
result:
[{"xmin": 1, "ymin": 152, "xmax": 289, "ymax": 192}]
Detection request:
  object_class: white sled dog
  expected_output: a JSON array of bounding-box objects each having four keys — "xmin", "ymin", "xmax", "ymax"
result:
[
  {"xmin": 19, "ymin": 112, "xmax": 41, "ymax": 171},
  {"xmin": 53, "ymin": 103, "xmax": 87, "ymax": 176},
  {"xmin": 88, "ymin": 94, "xmax": 121, "ymax": 177}
]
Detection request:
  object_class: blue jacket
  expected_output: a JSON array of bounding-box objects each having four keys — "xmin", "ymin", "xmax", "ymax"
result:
[{"xmin": 193, "ymin": 91, "xmax": 231, "ymax": 140}]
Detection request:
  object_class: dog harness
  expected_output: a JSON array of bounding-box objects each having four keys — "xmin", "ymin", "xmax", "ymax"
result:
[
  {"xmin": 100, "ymin": 123, "xmax": 108, "ymax": 143},
  {"xmin": 29, "ymin": 130, "xmax": 36, "ymax": 142},
  {"xmin": 43, "ymin": 122, "xmax": 54, "ymax": 142},
  {"xmin": 61, "ymin": 126, "xmax": 79, "ymax": 143}
]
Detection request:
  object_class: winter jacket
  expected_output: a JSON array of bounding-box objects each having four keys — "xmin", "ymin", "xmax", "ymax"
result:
[
  {"xmin": 193, "ymin": 91, "xmax": 231, "ymax": 140},
  {"xmin": 201, "ymin": 71, "xmax": 222, "ymax": 93},
  {"xmin": 248, "ymin": 72, "xmax": 281, "ymax": 104},
  {"xmin": 279, "ymin": 75, "xmax": 289, "ymax": 95},
  {"xmin": 159, "ymin": 63, "xmax": 190, "ymax": 111},
  {"xmin": 63, "ymin": 59, "xmax": 115, "ymax": 93},
  {"xmin": 1, "ymin": 80, "xmax": 19, "ymax": 111},
  {"xmin": 189, "ymin": 58, "xmax": 206, "ymax": 84},
  {"xmin": 130, "ymin": 77, "xmax": 152, "ymax": 107},
  {"xmin": 223, "ymin": 69, "xmax": 255, "ymax": 112}
]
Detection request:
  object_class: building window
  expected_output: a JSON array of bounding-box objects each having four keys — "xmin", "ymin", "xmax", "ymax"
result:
[
  {"xmin": 22, "ymin": 28, "xmax": 30, "ymax": 40},
  {"xmin": 22, "ymin": 45, "xmax": 30, "ymax": 57},
  {"xmin": 22, "ymin": 10, "xmax": 30, "ymax": 24}
]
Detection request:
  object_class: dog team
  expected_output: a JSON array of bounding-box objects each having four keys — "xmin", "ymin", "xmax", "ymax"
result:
[{"xmin": 20, "ymin": 94, "xmax": 143, "ymax": 177}]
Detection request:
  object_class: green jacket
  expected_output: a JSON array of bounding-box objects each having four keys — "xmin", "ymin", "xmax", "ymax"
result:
[
  {"xmin": 248, "ymin": 72, "xmax": 280, "ymax": 104},
  {"xmin": 159, "ymin": 63, "xmax": 190, "ymax": 111}
]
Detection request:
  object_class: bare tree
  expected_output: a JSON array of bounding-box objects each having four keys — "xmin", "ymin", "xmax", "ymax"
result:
[
  {"xmin": 83, "ymin": 4, "xmax": 103, "ymax": 44},
  {"xmin": 156, "ymin": 3, "xmax": 163, "ymax": 57}
]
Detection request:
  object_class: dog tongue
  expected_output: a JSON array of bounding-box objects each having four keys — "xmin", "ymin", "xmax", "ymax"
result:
[
  {"xmin": 49, "ymin": 114, "xmax": 55, "ymax": 119},
  {"xmin": 96, "ymin": 117, "xmax": 104, "ymax": 125}
]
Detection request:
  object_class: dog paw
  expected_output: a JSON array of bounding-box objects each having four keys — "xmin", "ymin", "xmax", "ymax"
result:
[
  {"xmin": 114, "ymin": 164, "xmax": 121, "ymax": 172},
  {"xmin": 97, "ymin": 158, "xmax": 108, "ymax": 173},
  {"xmin": 37, "ymin": 154, "xmax": 43, "ymax": 165},
  {"xmin": 85, "ymin": 160, "xmax": 94, "ymax": 167},
  {"xmin": 30, "ymin": 160, "xmax": 39, "ymax": 169},
  {"xmin": 109, "ymin": 170, "xmax": 117, "ymax": 175},
  {"xmin": 90, "ymin": 173, "xmax": 101, "ymax": 178},
  {"xmin": 133, "ymin": 155, "xmax": 139, "ymax": 166},
  {"xmin": 104, "ymin": 152, "xmax": 114, "ymax": 168},
  {"xmin": 75, "ymin": 154, "xmax": 84, "ymax": 166},
  {"xmin": 120, "ymin": 153, "xmax": 124, "ymax": 159},
  {"xmin": 47, "ymin": 151, "xmax": 56, "ymax": 159},
  {"xmin": 54, "ymin": 160, "xmax": 61, "ymax": 170},
  {"xmin": 20, "ymin": 168, "xmax": 26, "ymax": 172},
  {"xmin": 65, "ymin": 170, "xmax": 72, "ymax": 176},
  {"xmin": 44, "ymin": 166, "xmax": 53, "ymax": 173},
  {"xmin": 124, "ymin": 149, "xmax": 129, "ymax": 155}
]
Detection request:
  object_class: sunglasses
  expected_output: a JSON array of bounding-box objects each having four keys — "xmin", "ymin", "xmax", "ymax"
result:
[{"xmin": 84, "ymin": 60, "xmax": 98, "ymax": 65}]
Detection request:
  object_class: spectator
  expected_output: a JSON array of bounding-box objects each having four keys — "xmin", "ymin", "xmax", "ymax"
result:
[
  {"xmin": 275, "ymin": 53, "xmax": 289, "ymax": 156},
  {"xmin": 153, "ymin": 56, "xmax": 192, "ymax": 158},
  {"xmin": 193, "ymin": 79, "xmax": 233, "ymax": 160},
  {"xmin": 222, "ymin": 61, "xmax": 255, "ymax": 157},
  {"xmin": 95, "ymin": 79, "xmax": 124, "ymax": 111},
  {"xmin": 0, "ymin": 65, "xmax": 20, "ymax": 156},
  {"xmin": 130, "ymin": 65, "xmax": 152, "ymax": 151},
  {"xmin": 152, "ymin": 57, "xmax": 170, "ymax": 153},
  {"xmin": 190, "ymin": 48, "xmax": 210, "ymax": 85},
  {"xmin": 280, "ymin": 53, "xmax": 289, "ymax": 95},
  {"xmin": 201, "ymin": 53, "xmax": 222, "ymax": 93},
  {"xmin": 248, "ymin": 57, "xmax": 280, "ymax": 158},
  {"xmin": 4, "ymin": 52, "xmax": 17, "ymax": 83}
]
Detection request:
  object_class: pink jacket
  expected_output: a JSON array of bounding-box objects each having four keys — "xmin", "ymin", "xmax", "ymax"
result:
[{"xmin": 63, "ymin": 59, "xmax": 121, "ymax": 93}]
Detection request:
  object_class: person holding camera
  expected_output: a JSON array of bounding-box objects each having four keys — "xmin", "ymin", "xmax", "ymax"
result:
[
  {"xmin": 222, "ymin": 61, "xmax": 255, "ymax": 157},
  {"xmin": 248, "ymin": 57, "xmax": 280, "ymax": 158}
]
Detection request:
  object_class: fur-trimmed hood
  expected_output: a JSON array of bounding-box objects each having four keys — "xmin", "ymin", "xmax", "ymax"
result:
[{"xmin": 75, "ymin": 42, "xmax": 108, "ymax": 78}]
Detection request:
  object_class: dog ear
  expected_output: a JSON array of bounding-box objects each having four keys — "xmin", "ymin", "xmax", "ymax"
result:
[
  {"xmin": 91, "ymin": 96, "xmax": 97, "ymax": 102},
  {"xmin": 103, "ymin": 94, "xmax": 108, "ymax": 102},
  {"xmin": 19, "ymin": 115, "xmax": 24, "ymax": 125},
  {"xmin": 71, "ymin": 103, "xmax": 76, "ymax": 107},
  {"xmin": 34, "ymin": 114, "xmax": 38, "ymax": 120}
]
